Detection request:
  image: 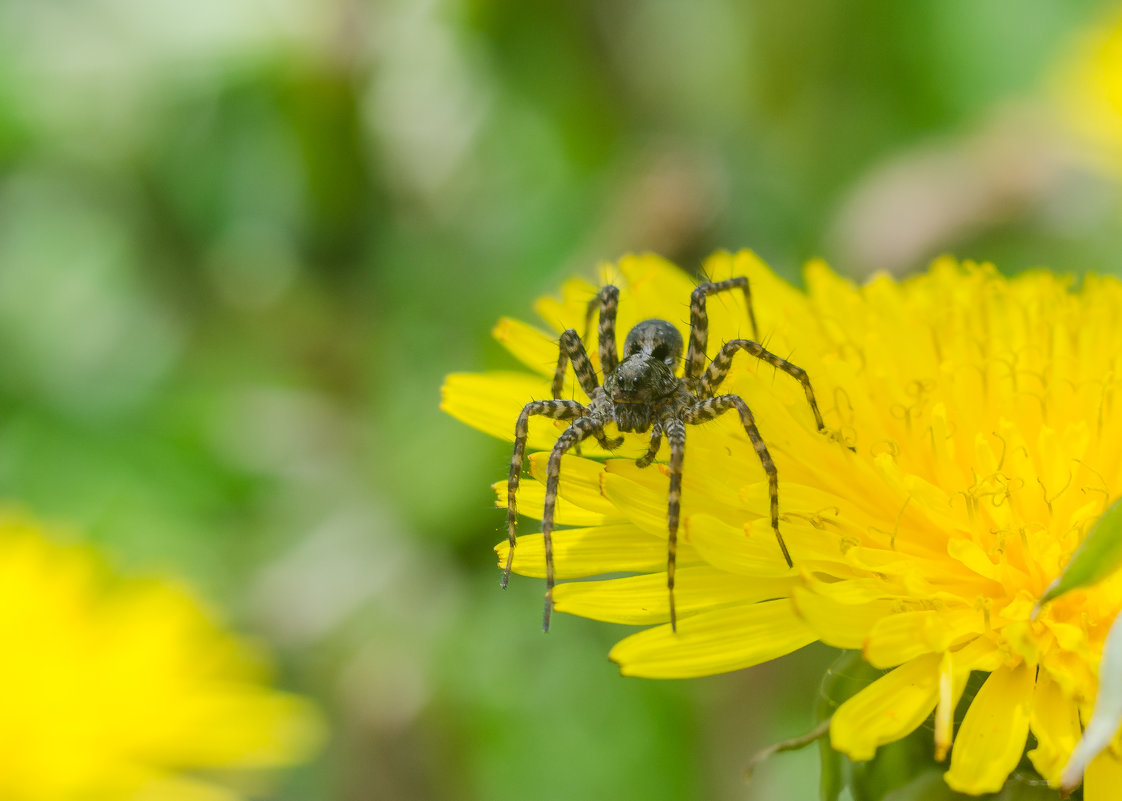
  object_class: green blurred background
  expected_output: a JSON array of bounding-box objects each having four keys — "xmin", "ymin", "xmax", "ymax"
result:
[{"xmin": 2, "ymin": 1, "xmax": 1120, "ymax": 799}]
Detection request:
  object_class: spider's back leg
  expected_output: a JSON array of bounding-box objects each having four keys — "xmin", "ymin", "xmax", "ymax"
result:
[
  {"xmin": 662, "ymin": 418, "xmax": 686, "ymax": 631},
  {"xmin": 684, "ymin": 277, "xmax": 758, "ymax": 390},
  {"xmin": 506, "ymin": 399, "xmax": 583, "ymax": 589},
  {"xmin": 685, "ymin": 394, "xmax": 793, "ymax": 567}
]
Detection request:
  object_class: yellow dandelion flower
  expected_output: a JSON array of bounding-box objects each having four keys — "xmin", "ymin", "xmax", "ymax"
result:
[
  {"xmin": 0, "ymin": 511, "xmax": 322, "ymax": 801},
  {"xmin": 442, "ymin": 250, "xmax": 1122, "ymax": 797}
]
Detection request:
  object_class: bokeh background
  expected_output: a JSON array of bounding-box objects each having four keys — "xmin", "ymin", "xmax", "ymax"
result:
[{"xmin": 3, "ymin": 0, "xmax": 1122, "ymax": 798}]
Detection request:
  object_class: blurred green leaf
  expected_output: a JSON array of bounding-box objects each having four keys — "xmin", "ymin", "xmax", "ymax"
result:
[
  {"xmin": 816, "ymin": 651, "xmax": 883, "ymax": 801},
  {"xmin": 746, "ymin": 718, "xmax": 830, "ymax": 782}
]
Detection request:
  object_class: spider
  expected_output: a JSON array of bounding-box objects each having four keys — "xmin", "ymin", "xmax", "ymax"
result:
[{"xmin": 504, "ymin": 276, "xmax": 828, "ymax": 632}]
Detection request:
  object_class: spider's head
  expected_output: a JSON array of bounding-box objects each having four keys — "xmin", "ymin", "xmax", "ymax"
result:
[{"xmin": 604, "ymin": 319, "xmax": 683, "ymax": 431}]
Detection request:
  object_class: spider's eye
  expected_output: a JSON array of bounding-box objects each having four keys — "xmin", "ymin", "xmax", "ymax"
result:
[{"xmin": 651, "ymin": 343, "xmax": 670, "ymax": 361}]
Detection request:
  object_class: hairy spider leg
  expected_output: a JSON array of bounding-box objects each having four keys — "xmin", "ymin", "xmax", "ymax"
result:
[
  {"xmin": 684, "ymin": 277, "xmax": 759, "ymax": 390},
  {"xmin": 541, "ymin": 415, "xmax": 604, "ymax": 631},
  {"xmin": 636, "ymin": 423, "xmax": 663, "ymax": 469},
  {"xmin": 582, "ymin": 285, "xmax": 621, "ymax": 376},
  {"xmin": 556, "ymin": 288, "xmax": 622, "ymax": 457},
  {"xmin": 506, "ymin": 399, "xmax": 584, "ymax": 589},
  {"xmin": 699, "ymin": 339, "xmax": 826, "ymax": 432},
  {"xmin": 551, "ymin": 286, "xmax": 620, "ymax": 402},
  {"xmin": 662, "ymin": 417, "xmax": 686, "ymax": 631},
  {"xmin": 551, "ymin": 328, "xmax": 620, "ymax": 458},
  {"xmin": 685, "ymin": 395, "xmax": 793, "ymax": 567},
  {"xmin": 551, "ymin": 329, "xmax": 601, "ymax": 400}
]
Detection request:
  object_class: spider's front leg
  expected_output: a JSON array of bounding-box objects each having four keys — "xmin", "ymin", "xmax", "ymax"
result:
[
  {"xmin": 636, "ymin": 423, "xmax": 662, "ymax": 469},
  {"xmin": 551, "ymin": 329, "xmax": 601, "ymax": 400},
  {"xmin": 551, "ymin": 285, "xmax": 623, "ymax": 401},
  {"xmin": 582, "ymin": 285, "xmax": 621, "ymax": 376},
  {"xmin": 506, "ymin": 399, "xmax": 584, "ymax": 589},
  {"xmin": 684, "ymin": 395, "xmax": 793, "ymax": 568},
  {"xmin": 551, "ymin": 328, "xmax": 623, "ymax": 457},
  {"xmin": 684, "ymin": 277, "xmax": 758, "ymax": 391},
  {"xmin": 699, "ymin": 339, "xmax": 826, "ymax": 433},
  {"xmin": 541, "ymin": 416, "xmax": 603, "ymax": 631}
]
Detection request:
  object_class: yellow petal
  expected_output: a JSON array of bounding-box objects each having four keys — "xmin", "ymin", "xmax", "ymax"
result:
[
  {"xmin": 863, "ymin": 607, "xmax": 982, "ymax": 668},
  {"xmin": 442, "ymin": 372, "xmax": 631, "ymax": 464},
  {"xmin": 1085, "ymin": 747, "xmax": 1122, "ymax": 801},
  {"xmin": 607, "ymin": 457, "xmax": 758, "ymax": 521},
  {"xmin": 946, "ymin": 538, "xmax": 1002, "ymax": 582},
  {"xmin": 527, "ymin": 453, "xmax": 617, "ymax": 518},
  {"xmin": 493, "ymin": 480, "xmax": 616, "ymax": 527},
  {"xmin": 799, "ymin": 576, "xmax": 902, "ymax": 604},
  {"xmin": 532, "ymin": 254, "xmax": 698, "ymax": 371},
  {"xmin": 736, "ymin": 249, "xmax": 819, "ymax": 339},
  {"xmin": 699, "ymin": 249, "xmax": 740, "ymax": 283},
  {"xmin": 687, "ymin": 250, "xmax": 761, "ymax": 343},
  {"xmin": 944, "ymin": 662, "xmax": 1034, "ymax": 794},
  {"xmin": 843, "ymin": 546, "xmax": 928, "ymax": 577},
  {"xmin": 533, "ymin": 277, "xmax": 598, "ymax": 334},
  {"xmin": 609, "ymin": 599, "xmax": 815, "ymax": 679},
  {"xmin": 600, "ymin": 469, "xmax": 675, "ymax": 539},
  {"xmin": 934, "ymin": 638, "xmax": 1000, "ymax": 761},
  {"xmin": 440, "ymin": 371, "xmax": 553, "ymax": 447},
  {"xmin": 830, "ymin": 653, "xmax": 941, "ymax": 761},
  {"xmin": 738, "ymin": 484, "xmax": 868, "ymax": 565},
  {"xmin": 1027, "ymin": 671, "xmax": 1082, "ymax": 787},
  {"xmin": 934, "ymin": 651, "xmax": 958, "ymax": 762},
  {"xmin": 616, "ymin": 253, "xmax": 699, "ymax": 327},
  {"xmin": 554, "ymin": 567, "xmax": 795, "ymax": 625},
  {"xmin": 492, "ymin": 317, "xmax": 561, "ymax": 378},
  {"xmin": 496, "ymin": 524, "xmax": 676, "ymax": 579},
  {"xmin": 790, "ymin": 585, "xmax": 895, "ymax": 649},
  {"xmin": 686, "ymin": 514, "xmax": 796, "ymax": 578}
]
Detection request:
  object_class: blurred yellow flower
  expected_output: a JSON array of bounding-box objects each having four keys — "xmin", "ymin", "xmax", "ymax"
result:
[
  {"xmin": 1053, "ymin": 7, "xmax": 1122, "ymax": 174},
  {"xmin": 0, "ymin": 512, "xmax": 321, "ymax": 801},
  {"xmin": 443, "ymin": 251, "xmax": 1122, "ymax": 797}
]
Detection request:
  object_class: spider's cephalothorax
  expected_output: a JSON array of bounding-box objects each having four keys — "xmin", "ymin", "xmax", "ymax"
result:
[
  {"xmin": 603, "ymin": 320, "xmax": 682, "ymax": 432},
  {"xmin": 505, "ymin": 276, "xmax": 829, "ymax": 632}
]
